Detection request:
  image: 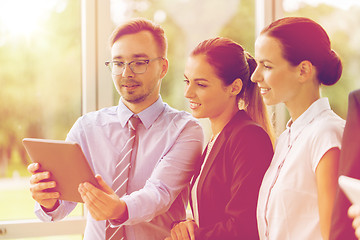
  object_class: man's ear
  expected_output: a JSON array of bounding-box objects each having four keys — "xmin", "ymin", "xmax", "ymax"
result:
[
  {"xmin": 298, "ymin": 60, "xmax": 313, "ymax": 83},
  {"xmin": 160, "ymin": 58, "xmax": 169, "ymax": 79},
  {"xmin": 230, "ymin": 78, "xmax": 243, "ymax": 96}
]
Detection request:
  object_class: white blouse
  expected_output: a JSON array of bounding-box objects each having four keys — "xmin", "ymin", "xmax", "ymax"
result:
[
  {"xmin": 257, "ymin": 98, "xmax": 345, "ymax": 240},
  {"xmin": 191, "ymin": 133, "xmax": 220, "ymax": 225}
]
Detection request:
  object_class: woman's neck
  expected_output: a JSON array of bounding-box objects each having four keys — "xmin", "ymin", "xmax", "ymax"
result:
[
  {"xmin": 210, "ymin": 105, "xmax": 239, "ymax": 137},
  {"xmin": 286, "ymin": 90, "xmax": 320, "ymax": 122}
]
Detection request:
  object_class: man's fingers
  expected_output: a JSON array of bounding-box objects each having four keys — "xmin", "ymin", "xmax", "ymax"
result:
[
  {"xmin": 31, "ymin": 181, "xmax": 56, "ymax": 192},
  {"xmin": 81, "ymin": 188, "xmax": 110, "ymax": 221},
  {"xmin": 29, "ymin": 171, "xmax": 51, "ymax": 184},
  {"xmin": 95, "ymin": 175, "xmax": 114, "ymax": 194},
  {"xmin": 35, "ymin": 191, "xmax": 60, "ymax": 200},
  {"xmin": 79, "ymin": 183, "xmax": 110, "ymax": 214},
  {"xmin": 27, "ymin": 163, "xmax": 40, "ymax": 174}
]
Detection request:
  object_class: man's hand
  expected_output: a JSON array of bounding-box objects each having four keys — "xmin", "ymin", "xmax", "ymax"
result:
[
  {"xmin": 168, "ymin": 219, "xmax": 198, "ymax": 240},
  {"xmin": 78, "ymin": 174, "xmax": 127, "ymax": 221},
  {"xmin": 28, "ymin": 163, "xmax": 60, "ymax": 211}
]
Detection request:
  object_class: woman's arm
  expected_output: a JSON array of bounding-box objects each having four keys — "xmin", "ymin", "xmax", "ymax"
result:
[{"xmin": 316, "ymin": 147, "xmax": 340, "ymax": 240}]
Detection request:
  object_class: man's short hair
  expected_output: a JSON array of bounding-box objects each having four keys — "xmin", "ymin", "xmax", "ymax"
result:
[{"xmin": 109, "ymin": 18, "xmax": 168, "ymax": 57}]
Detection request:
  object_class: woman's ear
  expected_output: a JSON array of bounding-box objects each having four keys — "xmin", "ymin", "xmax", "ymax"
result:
[
  {"xmin": 230, "ymin": 78, "xmax": 243, "ymax": 96},
  {"xmin": 298, "ymin": 60, "xmax": 314, "ymax": 83}
]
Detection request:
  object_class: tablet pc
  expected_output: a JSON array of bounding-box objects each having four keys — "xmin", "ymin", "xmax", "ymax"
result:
[
  {"xmin": 23, "ymin": 138, "xmax": 100, "ymax": 203},
  {"xmin": 338, "ymin": 175, "xmax": 360, "ymax": 204}
]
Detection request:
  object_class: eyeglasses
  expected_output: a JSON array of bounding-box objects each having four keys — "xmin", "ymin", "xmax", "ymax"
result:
[{"xmin": 105, "ymin": 57, "xmax": 164, "ymax": 75}]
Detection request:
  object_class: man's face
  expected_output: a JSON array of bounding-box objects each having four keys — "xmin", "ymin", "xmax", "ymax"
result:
[{"xmin": 111, "ymin": 30, "xmax": 168, "ymax": 112}]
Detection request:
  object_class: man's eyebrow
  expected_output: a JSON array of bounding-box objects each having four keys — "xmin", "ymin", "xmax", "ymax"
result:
[
  {"xmin": 133, "ymin": 53, "xmax": 149, "ymax": 58},
  {"xmin": 112, "ymin": 53, "xmax": 149, "ymax": 60}
]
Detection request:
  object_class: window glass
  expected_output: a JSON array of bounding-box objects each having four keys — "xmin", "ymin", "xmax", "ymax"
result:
[
  {"xmin": 0, "ymin": 0, "xmax": 82, "ymax": 223},
  {"xmin": 283, "ymin": 0, "xmax": 360, "ymax": 118}
]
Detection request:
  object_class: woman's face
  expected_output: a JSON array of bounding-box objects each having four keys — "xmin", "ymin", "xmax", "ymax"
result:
[
  {"xmin": 251, "ymin": 35, "xmax": 300, "ymax": 106},
  {"xmin": 184, "ymin": 54, "xmax": 235, "ymax": 120}
]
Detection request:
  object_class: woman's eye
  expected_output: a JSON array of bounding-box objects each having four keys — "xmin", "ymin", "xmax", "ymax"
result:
[
  {"xmin": 197, "ymin": 83, "xmax": 207, "ymax": 87},
  {"xmin": 263, "ymin": 64, "xmax": 272, "ymax": 69}
]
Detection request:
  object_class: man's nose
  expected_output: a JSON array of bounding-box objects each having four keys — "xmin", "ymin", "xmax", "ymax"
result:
[{"xmin": 122, "ymin": 64, "xmax": 134, "ymax": 77}]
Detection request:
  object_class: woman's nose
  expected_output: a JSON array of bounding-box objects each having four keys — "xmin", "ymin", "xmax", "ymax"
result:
[
  {"xmin": 251, "ymin": 66, "xmax": 262, "ymax": 83},
  {"xmin": 184, "ymin": 84, "xmax": 195, "ymax": 98}
]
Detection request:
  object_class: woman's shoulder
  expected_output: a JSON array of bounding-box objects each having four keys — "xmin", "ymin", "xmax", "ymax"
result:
[
  {"xmin": 310, "ymin": 110, "xmax": 345, "ymax": 135},
  {"xmin": 225, "ymin": 115, "xmax": 272, "ymax": 146},
  {"xmin": 227, "ymin": 111, "xmax": 267, "ymax": 134}
]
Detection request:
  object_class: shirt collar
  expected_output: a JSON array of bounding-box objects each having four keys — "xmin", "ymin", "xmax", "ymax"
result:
[
  {"xmin": 117, "ymin": 96, "xmax": 165, "ymax": 129},
  {"xmin": 286, "ymin": 98, "xmax": 331, "ymax": 144}
]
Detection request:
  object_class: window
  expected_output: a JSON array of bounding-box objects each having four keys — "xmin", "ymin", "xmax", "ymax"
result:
[{"xmin": 0, "ymin": 0, "xmax": 83, "ymax": 238}]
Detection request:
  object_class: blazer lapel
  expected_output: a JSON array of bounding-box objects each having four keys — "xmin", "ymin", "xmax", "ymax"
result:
[
  {"xmin": 196, "ymin": 111, "xmax": 246, "ymax": 193},
  {"xmin": 190, "ymin": 110, "xmax": 248, "ymax": 217},
  {"xmin": 196, "ymin": 130, "xmax": 226, "ymax": 205}
]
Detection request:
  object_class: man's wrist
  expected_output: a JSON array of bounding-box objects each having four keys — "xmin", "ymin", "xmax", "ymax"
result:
[
  {"xmin": 42, "ymin": 200, "xmax": 60, "ymax": 212},
  {"xmin": 111, "ymin": 199, "xmax": 129, "ymax": 223}
]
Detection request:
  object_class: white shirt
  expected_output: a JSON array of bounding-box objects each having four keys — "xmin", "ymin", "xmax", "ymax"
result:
[
  {"xmin": 257, "ymin": 98, "xmax": 345, "ymax": 240},
  {"xmin": 191, "ymin": 133, "xmax": 220, "ymax": 225},
  {"xmin": 35, "ymin": 97, "xmax": 204, "ymax": 240}
]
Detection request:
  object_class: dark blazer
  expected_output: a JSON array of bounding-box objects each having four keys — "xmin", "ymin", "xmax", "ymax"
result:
[
  {"xmin": 330, "ymin": 89, "xmax": 360, "ymax": 240},
  {"xmin": 191, "ymin": 110, "xmax": 273, "ymax": 240}
]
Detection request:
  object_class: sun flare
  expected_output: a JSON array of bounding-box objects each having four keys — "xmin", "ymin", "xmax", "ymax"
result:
[{"xmin": 0, "ymin": 0, "xmax": 64, "ymax": 39}]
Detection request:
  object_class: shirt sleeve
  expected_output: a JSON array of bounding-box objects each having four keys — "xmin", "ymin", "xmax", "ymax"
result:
[
  {"xmin": 34, "ymin": 200, "xmax": 77, "ymax": 222},
  {"xmin": 310, "ymin": 118, "xmax": 345, "ymax": 172},
  {"xmin": 119, "ymin": 119, "xmax": 204, "ymax": 225}
]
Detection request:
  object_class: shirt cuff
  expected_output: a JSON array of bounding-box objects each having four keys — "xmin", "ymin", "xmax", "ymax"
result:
[{"xmin": 34, "ymin": 200, "xmax": 76, "ymax": 222}]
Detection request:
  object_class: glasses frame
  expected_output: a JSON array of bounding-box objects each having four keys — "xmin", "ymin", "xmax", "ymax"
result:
[{"xmin": 105, "ymin": 57, "xmax": 164, "ymax": 75}]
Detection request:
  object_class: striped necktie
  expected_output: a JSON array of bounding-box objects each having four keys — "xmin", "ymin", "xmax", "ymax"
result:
[{"xmin": 105, "ymin": 115, "xmax": 141, "ymax": 240}]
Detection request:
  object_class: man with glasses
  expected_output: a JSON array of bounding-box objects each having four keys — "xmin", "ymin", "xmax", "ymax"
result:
[{"xmin": 28, "ymin": 18, "xmax": 204, "ymax": 240}]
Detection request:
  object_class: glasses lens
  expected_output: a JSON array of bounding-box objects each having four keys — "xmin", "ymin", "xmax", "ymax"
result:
[
  {"xmin": 130, "ymin": 60, "xmax": 148, "ymax": 74},
  {"xmin": 106, "ymin": 59, "xmax": 154, "ymax": 75},
  {"xmin": 111, "ymin": 62, "xmax": 125, "ymax": 75}
]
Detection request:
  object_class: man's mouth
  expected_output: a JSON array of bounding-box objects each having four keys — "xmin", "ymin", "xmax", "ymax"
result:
[{"xmin": 122, "ymin": 82, "xmax": 140, "ymax": 90}]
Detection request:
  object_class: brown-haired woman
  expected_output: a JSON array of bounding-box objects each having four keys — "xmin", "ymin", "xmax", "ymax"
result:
[
  {"xmin": 252, "ymin": 17, "xmax": 345, "ymax": 240},
  {"xmin": 166, "ymin": 37, "xmax": 274, "ymax": 239}
]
